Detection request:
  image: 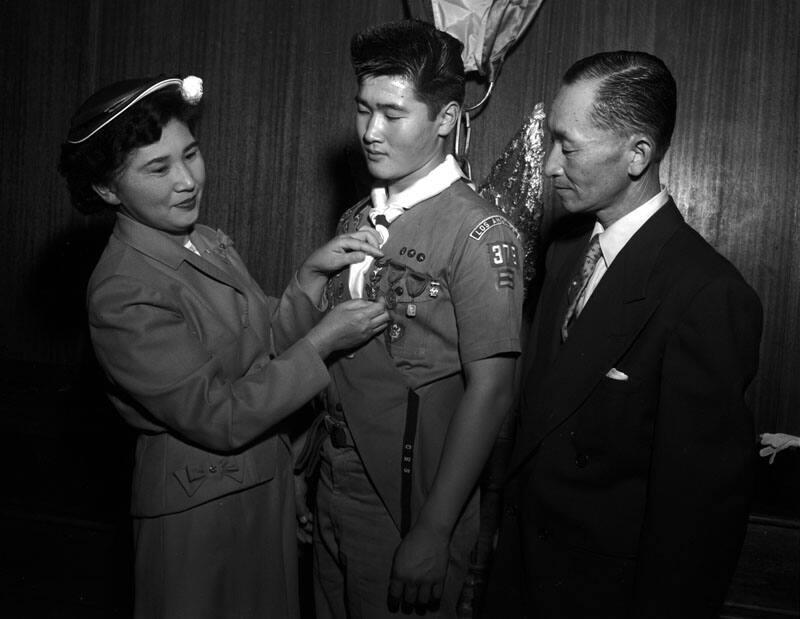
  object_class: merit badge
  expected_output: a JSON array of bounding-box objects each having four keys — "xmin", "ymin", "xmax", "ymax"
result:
[
  {"xmin": 428, "ymin": 280, "xmax": 440, "ymax": 298},
  {"xmin": 388, "ymin": 321, "xmax": 405, "ymax": 342}
]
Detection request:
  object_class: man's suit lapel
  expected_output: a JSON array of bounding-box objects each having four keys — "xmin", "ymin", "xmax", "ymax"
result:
[{"xmin": 511, "ymin": 201, "xmax": 685, "ymax": 473}]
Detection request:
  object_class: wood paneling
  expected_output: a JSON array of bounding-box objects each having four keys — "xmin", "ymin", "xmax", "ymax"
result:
[
  {"xmin": 467, "ymin": 0, "xmax": 800, "ymax": 435},
  {"xmin": 724, "ymin": 516, "xmax": 800, "ymax": 617},
  {"xmin": 0, "ymin": 0, "xmax": 797, "ymax": 436}
]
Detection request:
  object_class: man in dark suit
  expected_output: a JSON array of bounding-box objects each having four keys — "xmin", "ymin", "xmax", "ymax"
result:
[{"xmin": 485, "ymin": 51, "xmax": 763, "ymax": 618}]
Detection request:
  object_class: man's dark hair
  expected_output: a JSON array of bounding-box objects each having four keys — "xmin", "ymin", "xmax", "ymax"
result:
[
  {"xmin": 58, "ymin": 88, "xmax": 201, "ymax": 214},
  {"xmin": 563, "ymin": 51, "xmax": 677, "ymax": 162},
  {"xmin": 350, "ymin": 19, "xmax": 465, "ymax": 117}
]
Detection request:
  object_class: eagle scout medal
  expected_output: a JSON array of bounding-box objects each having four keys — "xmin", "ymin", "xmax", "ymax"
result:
[
  {"xmin": 428, "ymin": 280, "xmax": 440, "ymax": 298},
  {"xmin": 365, "ymin": 282, "xmax": 378, "ymax": 301},
  {"xmin": 387, "ymin": 262, "xmax": 405, "ymax": 285},
  {"xmin": 325, "ymin": 279, "xmax": 337, "ymax": 308},
  {"xmin": 365, "ymin": 260, "xmax": 386, "ymax": 301},
  {"xmin": 404, "ymin": 271, "xmax": 428, "ymax": 318},
  {"xmin": 380, "ymin": 262, "xmax": 403, "ymax": 310}
]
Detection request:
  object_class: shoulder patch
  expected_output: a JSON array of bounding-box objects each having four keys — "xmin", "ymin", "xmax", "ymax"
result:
[{"xmin": 469, "ymin": 215, "xmax": 520, "ymax": 241}]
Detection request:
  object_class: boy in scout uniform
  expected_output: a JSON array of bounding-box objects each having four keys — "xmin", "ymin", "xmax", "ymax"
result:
[{"xmin": 305, "ymin": 20, "xmax": 524, "ymax": 618}]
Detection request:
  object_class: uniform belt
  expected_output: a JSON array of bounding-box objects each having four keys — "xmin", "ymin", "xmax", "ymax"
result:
[{"xmin": 323, "ymin": 414, "xmax": 355, "ymax": 449}]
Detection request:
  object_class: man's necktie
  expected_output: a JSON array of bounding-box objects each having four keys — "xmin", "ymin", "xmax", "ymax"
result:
[{"xmin": 561, "ymin": 234, "xmax": 603, "ymax": 341}]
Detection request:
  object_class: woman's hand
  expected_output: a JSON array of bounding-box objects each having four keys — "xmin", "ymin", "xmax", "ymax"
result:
[
  {"xmin": 298, "ymin": 229, "xmax": 382, "ymax": 287},
  {"xmin": 305, "ymin": 298, "xmax": 389, "ymax": 358}
]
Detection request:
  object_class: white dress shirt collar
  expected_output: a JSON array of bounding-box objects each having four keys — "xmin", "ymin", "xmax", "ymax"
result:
[{"xmin": 593, "ymin": 186, "xmax": 670, "ymax": 268}]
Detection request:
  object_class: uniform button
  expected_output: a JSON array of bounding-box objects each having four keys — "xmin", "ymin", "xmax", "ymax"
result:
[
  {"xmin": 395, "ymin": 286, "xmax": 404, "ymax": 295},
  {"xmin": 208, "ymin": 465, "xmax": 217, "ymax": 473},
  {"xmin": 335, "ymin": 403, "xmax": 343, "ymax": 412},
  {"xmin": 575, "ymin": 454, "xmax": 589, "ymax": 468}
]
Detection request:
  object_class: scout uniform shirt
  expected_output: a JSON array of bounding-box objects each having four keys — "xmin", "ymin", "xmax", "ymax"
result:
[{"xmin": 324, "ymin": 172, "xmax": 524, "ymax": 533}]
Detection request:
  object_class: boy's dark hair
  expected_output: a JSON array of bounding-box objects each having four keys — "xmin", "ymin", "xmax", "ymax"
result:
[
  {"xmin": 58, "ymin": 87, "xmax": 201, "ymax": 214},
  {"xmin": 351, "ymin": 19, "xmax": 465, "ymax": 117},
  {"xmin": 563, "ymin": 50, "xmax": 677, "ymax": 162}
]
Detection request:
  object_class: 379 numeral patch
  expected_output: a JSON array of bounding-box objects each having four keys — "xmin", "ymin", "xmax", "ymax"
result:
[
  {"xmin": 487, "ymin": 243, "xmax": 519, "ymax": 289},
  {"xmin": 488, "ymin": 243, "xmax": 519, "ymax": 268}
]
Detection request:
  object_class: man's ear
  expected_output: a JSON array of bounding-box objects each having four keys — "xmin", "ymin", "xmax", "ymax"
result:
[
  {"xmin": 92, "ymin": 183, "xmax": 121, "ymax": 206},
  {"xmin": 436, "ymin": 101, "xmax": 461, "ymax": 138},
  {"xmin": 627, "ymin": 134, "xmax": 655, "ymax": 177}
]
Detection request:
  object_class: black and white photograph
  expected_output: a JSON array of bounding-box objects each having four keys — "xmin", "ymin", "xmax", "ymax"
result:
[{"xmin": 0, "ymin": 1, "xmax": 797, "ymax": 617}]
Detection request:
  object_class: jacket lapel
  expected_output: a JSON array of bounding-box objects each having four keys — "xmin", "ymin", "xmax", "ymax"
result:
[
  {"xmin": 114, "ymin": 213, "xmax": 244, "ymax": 294},
  {"xmin": 511, "ymin": 201, "xmax": 685, "ymax": 471}
]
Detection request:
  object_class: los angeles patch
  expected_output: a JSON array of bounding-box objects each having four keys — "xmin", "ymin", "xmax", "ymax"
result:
[{"xmin": 469, "ymin": 215, "xmax": 520, "ymax": 240}]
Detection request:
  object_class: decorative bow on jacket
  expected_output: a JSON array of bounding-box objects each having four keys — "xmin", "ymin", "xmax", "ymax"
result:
[{"xmin": 173, "ymin": 458, "xmax": 245, "ymax": 497}]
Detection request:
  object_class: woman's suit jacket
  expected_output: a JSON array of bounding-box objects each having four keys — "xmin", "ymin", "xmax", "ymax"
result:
[
  {"xmin": 488, "ymin": 201, "xmax": 763, "ymax": 618},
  {"xmin": 89, "ymin": 213, "xmax": 329, "ymax": 515},
  {"xmin": 87, "ymin": 213, "xmax": 330, "ymax": 617}
]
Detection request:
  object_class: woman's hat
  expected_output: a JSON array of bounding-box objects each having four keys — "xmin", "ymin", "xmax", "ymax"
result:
[{"xmin": 66, "ymin": 75, "xmax": 203, "ymax": 144}]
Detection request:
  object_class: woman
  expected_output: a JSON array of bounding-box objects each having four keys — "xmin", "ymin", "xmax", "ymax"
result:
[{"xmin": 58, "ymin": 75, "xmax": 388, "ymax": 618}]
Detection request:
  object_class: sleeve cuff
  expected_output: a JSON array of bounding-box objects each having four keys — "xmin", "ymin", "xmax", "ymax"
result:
[{"xmin": 293, "ymin": 271, "xmax": 329, "ymax": 313}]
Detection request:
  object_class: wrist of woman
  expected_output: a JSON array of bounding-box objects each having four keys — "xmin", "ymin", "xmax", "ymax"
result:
[
  {"xmin": 304, "ymin": 327, "xmax": 332, "ymax": 360},
  {"xmin": 296, "ymin": 267, "xmax": 327, "ymax": 303},
  {"xmin": 297, "ymin": 263, "xmax": 320, "ymax": 289}
]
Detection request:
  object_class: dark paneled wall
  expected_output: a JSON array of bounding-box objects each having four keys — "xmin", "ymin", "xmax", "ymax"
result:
[{"xmin": 0, "ymin": 1, "xmax": 797, "ymax": 433}]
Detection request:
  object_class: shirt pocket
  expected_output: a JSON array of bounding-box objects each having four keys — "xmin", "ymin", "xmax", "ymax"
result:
[{"xmin": 384, "ymin": 265, "xmax": 442, "ymax": 360}]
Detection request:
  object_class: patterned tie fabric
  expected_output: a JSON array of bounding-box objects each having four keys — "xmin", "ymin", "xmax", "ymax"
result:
[{"xmin": 561, "ymin": 234, "xmax": 603, "ymax": 341}]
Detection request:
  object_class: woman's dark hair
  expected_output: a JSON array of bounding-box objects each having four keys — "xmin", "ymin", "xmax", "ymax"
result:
[
  {"xmin": 350, "ymin": 19, "xmax": 465, "ymax": 118},
  {"xmin": 58, "ymin": 87, "xmax": 202, "ymax": 214}
]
